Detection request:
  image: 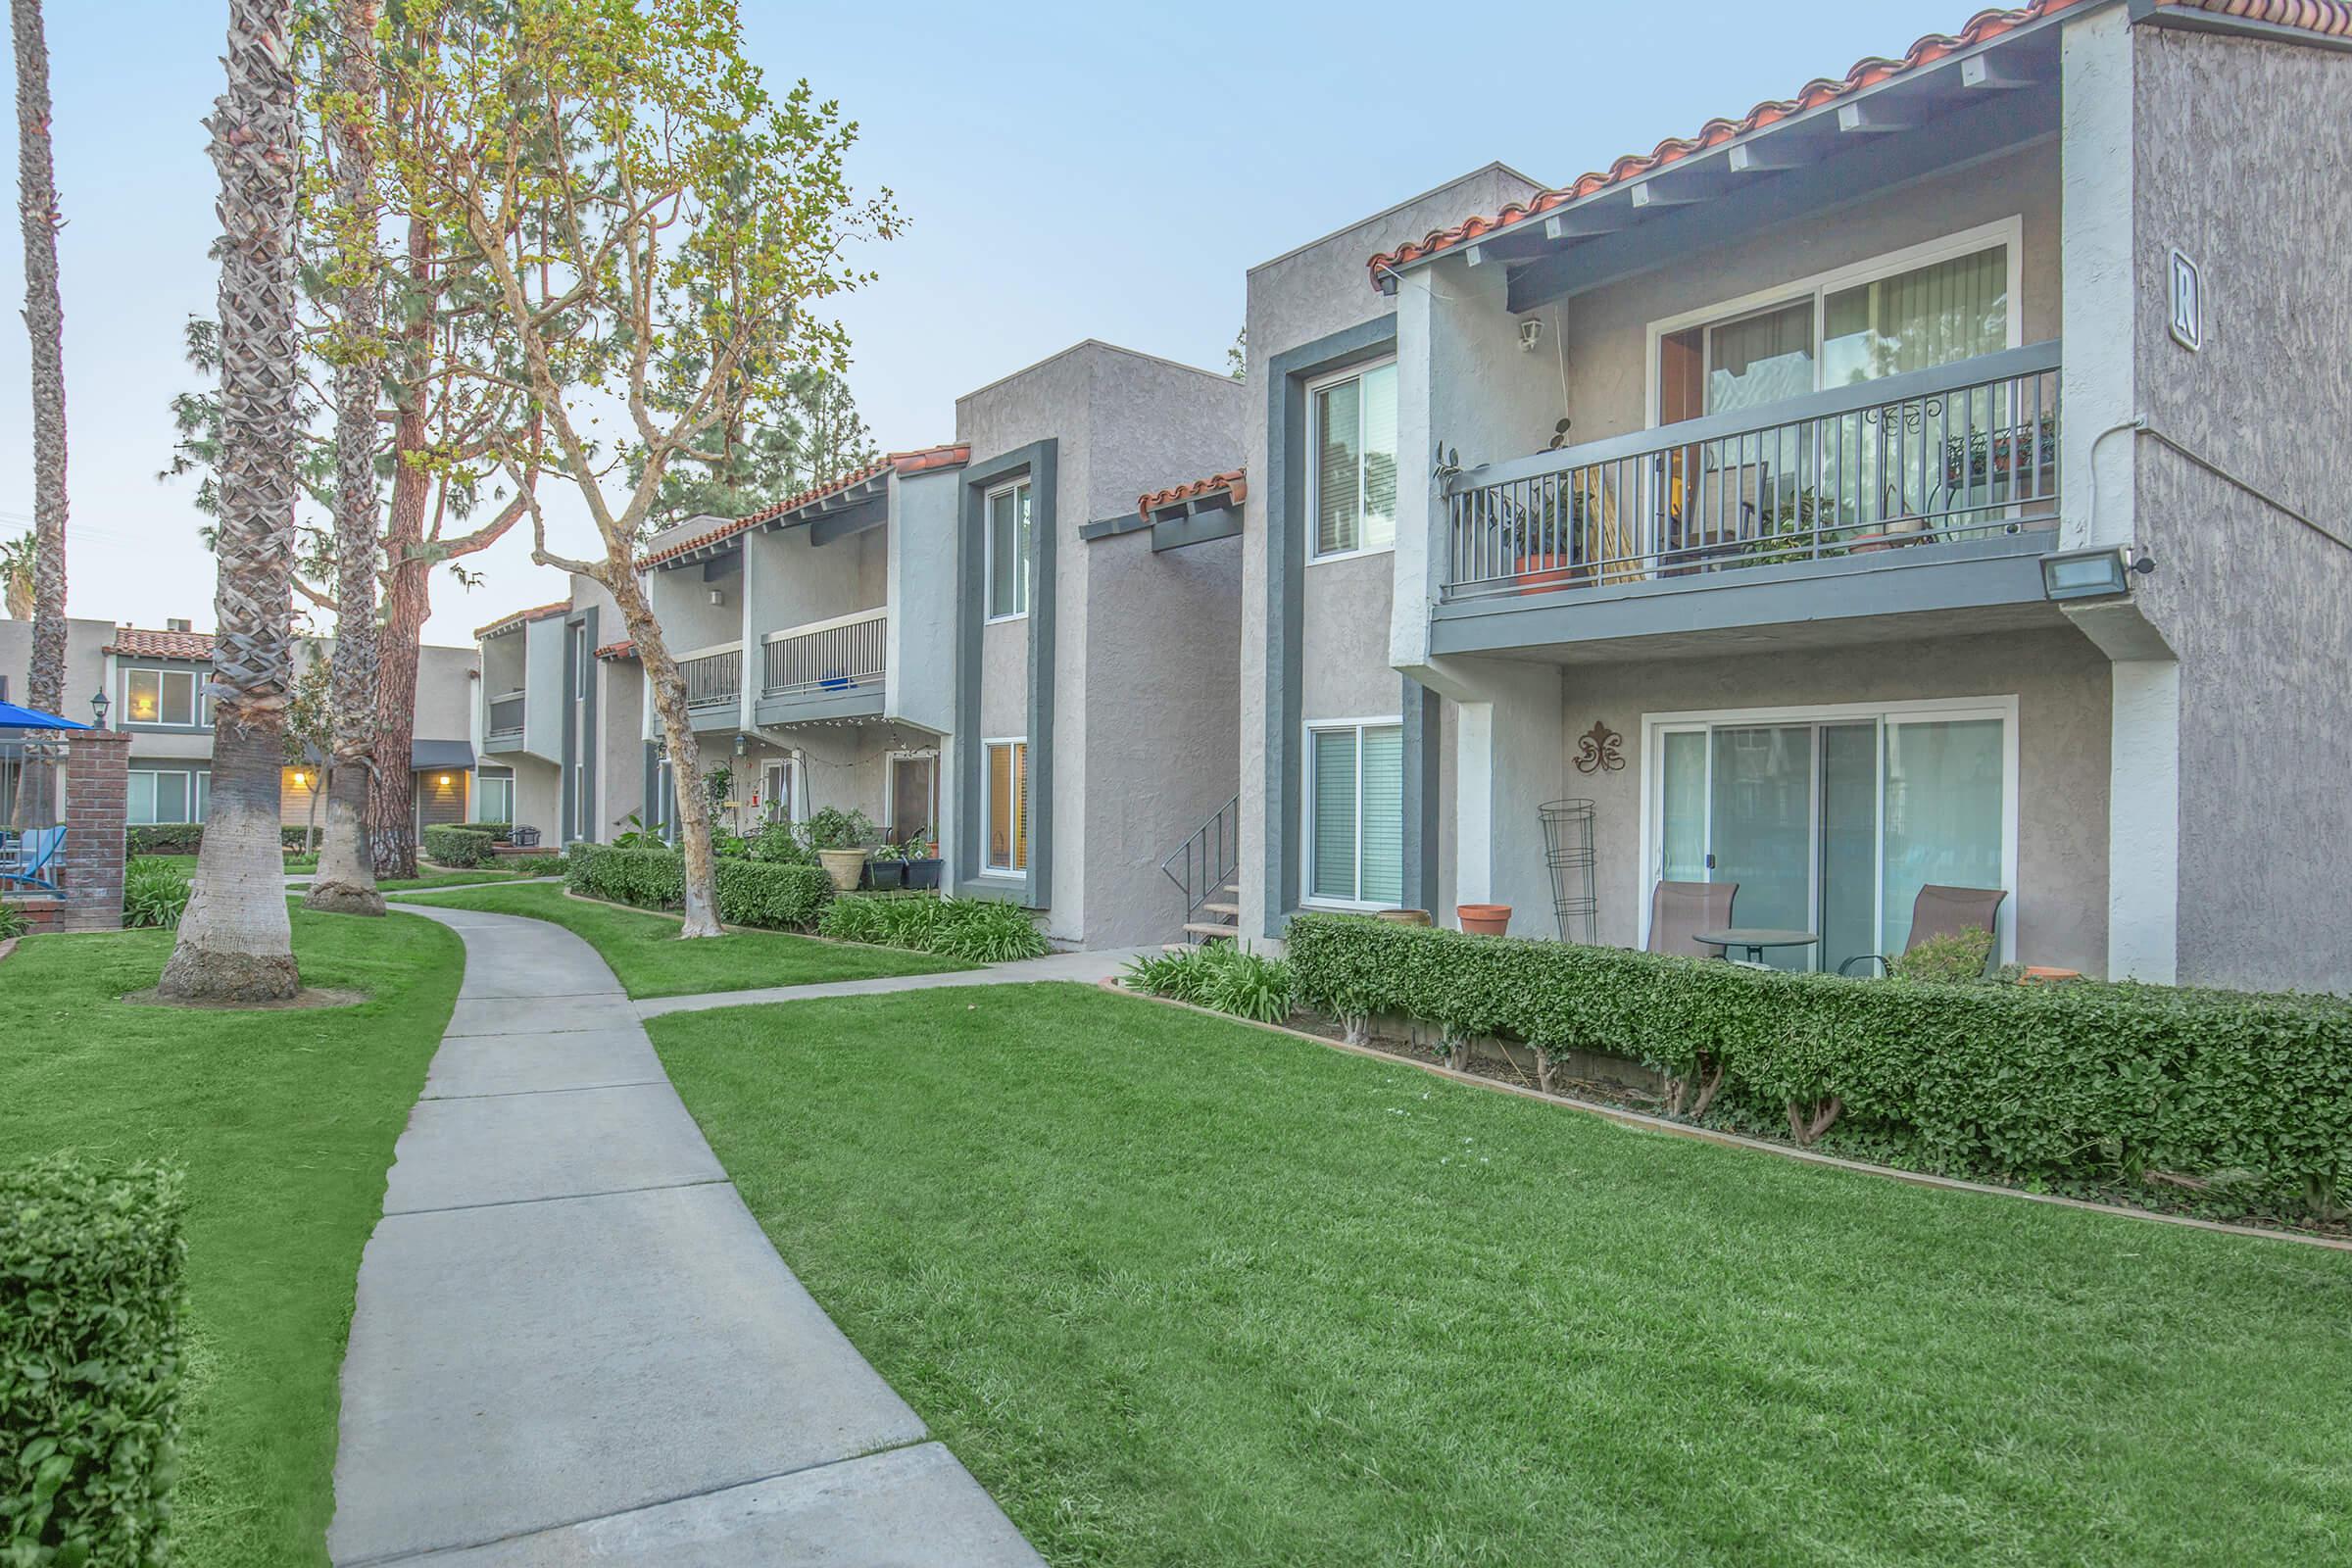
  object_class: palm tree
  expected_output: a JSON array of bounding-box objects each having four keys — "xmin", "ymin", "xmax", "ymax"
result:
[
  {"xmin": 12, "ymin": 0, "xmax": 67, "ymax": 820},
  {"xmin": 303, "ymin": 0, "xmax": 383, "ymax": 916},
  {"xmin": 161, "ymin": 0, "xmax": 303, "ymax": 1002}
]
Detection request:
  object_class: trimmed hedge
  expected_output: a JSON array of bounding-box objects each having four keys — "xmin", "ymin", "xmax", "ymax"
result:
[
  {"xmin": 421, "ymin": 826, "xmax": 495, "ymax": 868},
  {"xmin": 1287, "ymin": 913, "xmax": 2352, "ymax": 1216},
  {"xmin": 1, "ymin": 1157, "xmax": 187, "ymax": 1566},
  {"xmin": 126, "ymin": 824, "xmax": 311, "ymax": 856},
  {"xmin": 454, "ymin": 820, "xmax": 513, "ymax": 843},
  {"xmin": 816, "ymin": 892, "xmax": 1049, "ymax": 962},
  {"xmin": 565, "ymin": 842, "xmax": 833, "ymax": 931}
]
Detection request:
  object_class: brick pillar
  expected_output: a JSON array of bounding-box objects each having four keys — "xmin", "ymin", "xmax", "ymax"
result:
[{"xmin": 60, "ymin": 728, "xmax": 130, "ymax": 933}]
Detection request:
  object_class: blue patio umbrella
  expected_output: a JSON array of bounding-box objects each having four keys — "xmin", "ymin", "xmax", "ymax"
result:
[{"xmin": 0, "ymin": 701, "xmax": 89, "ymax": 730}]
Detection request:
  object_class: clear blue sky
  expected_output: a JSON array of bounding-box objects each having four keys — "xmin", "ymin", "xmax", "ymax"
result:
[{"xmin": 0, "ymin": 0, "xmax": 1973, "ymax": 644}]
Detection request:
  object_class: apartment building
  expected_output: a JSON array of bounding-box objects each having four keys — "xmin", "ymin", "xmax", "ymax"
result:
[
  {"xmin": 0, "ymin": 614, "xmax": 479, "ymax": 835},
  {"xmin": 1232, "ymin": 0, "xmax": 2351, "ymax": 992},
  {"xmin": 491, "ymin": 341, "xmax": 1247, "ymax": 948}
]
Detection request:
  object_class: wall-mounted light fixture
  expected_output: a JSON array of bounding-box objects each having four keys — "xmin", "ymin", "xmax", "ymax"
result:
[
  {"xmin": 707, "ymin": 588, "xmax": 725, "ymax": 607},
  {"xmin": 1517, "ymin": 318, "xmax": 1544, "ymax": 353},
  {"xmin": 2039, "ymin": 545, "xmax": 2156, "ymax": 602}
]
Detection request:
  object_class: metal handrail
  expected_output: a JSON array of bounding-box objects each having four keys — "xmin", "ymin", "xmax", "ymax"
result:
[
  {"xmin": 1160, "ymin": 793, "xmax": 1240, "ymax": 940},
  {"xmin": 682, "ymin": 647, "xmax": 741, "ymax": 710},
  {"xmin": 1444, "ymin": 341, "xmax": 2061, "ymax": 600},
  {"xmin": 763, "ymin": 610, "xmax": 886, "ymax": 697},
  {"xmin": 485, "ymin": 693, "xmax": 525, "ymax": 737}
]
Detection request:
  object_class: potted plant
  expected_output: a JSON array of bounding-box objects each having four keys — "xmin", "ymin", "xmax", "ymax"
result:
[
  {"xmin": 867, "ymin": 840, "xmax": 907, "ymax": 891},
  {"xmin": 902, "ymin": 827, "xmax": 943, "ymax": 891},
  {"xmin": 1456, "ymin": 903, "xmax": 1512, "ymax": 937},
  {"xmin": 804, "ymin": 806, "xmax": 878, "ymax": 892}
]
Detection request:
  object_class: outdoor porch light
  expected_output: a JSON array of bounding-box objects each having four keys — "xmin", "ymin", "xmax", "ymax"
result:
[
  {"xmin": 88, "ymin": 685, "xmax": 109, "ymax": 729},
  {"xmin": 2038, "ymin": 545, "xmax": 2146, "ymax": 602}
]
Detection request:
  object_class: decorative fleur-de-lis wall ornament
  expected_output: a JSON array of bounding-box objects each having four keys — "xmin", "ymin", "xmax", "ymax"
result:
[{"xmin": 1574, "ymin": 720, "xmax": 1625, "ymax": 775}]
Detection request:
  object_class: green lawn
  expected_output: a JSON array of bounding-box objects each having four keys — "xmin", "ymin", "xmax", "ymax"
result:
[
  {"xmin": 0, "ymin": 911, "xmax": 462, "ymax": 1568},
  {"xmin": 133, "ymin": 854, "xmax": 530, "ymax": 893},
  {"xmin": 652, "ymin": 984, "xmax": 2352, "ymax": 1568},
  {"xmin": 391, "ymin": 879, "xmax": 973, "ymax": 998}
]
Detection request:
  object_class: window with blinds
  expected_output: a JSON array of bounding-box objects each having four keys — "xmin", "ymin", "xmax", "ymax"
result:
[
  {"xmin": 986, "ymin": 740, "xmax": 1028, "ymax": 873},
  {"xmin": 1307, "ymin": 721, "xmax": 1403, "ymax": 906},
  {"xmin": 987, "ymin": 480, "xmax": 1033, "ymax": 620},
  {"xmin": 1309, "ymin": 361, "xmax": 1398, "ymax": 559}
]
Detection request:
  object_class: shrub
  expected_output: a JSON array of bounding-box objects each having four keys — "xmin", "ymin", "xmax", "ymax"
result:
[
  {"xmin": 421, "ymin": 826, "xmax": 495, "ymax": 869},
  {"xmin": 454, "ymin": 820, "xmax": 513, "ymax": 843},
  {"xmin": 0, "ymin": 903, "xmax": 28, "ymax": 941},
  {"xmin": 747, "ymin": 818, "xmax": 813, "ymax": 866},
  {"xmin": 121, "ymin": 859, "xmax": 192, "ymax": 931},
  {"xmin": 127, "ymin": 824, "xmax": 314, "ymax": 855},
  {"xmin": 0, "ymin": 1157, "xmax": 187, "ymax": 1567},
  {"xmin": 1889, "ymin": 926, "xmax": 1994, "ymax": 984},
  {"xmin": 1126, "ymin": 943, "xmax": 1295, "ymax": 1023},
  {"xmin": 565, "ymin": 843, "xmax": 832, "ymax": 931},
  {"xmin": 802, "ymin": 806, "xmax": 877, "ymax": 853},
  {"xmin": 818, "ymin": 892, "xmax": 1049, "ymax": 962},
  {"xmin": 1285, "ymin": 913, "xmax": 2352, "ymax": 1216}
]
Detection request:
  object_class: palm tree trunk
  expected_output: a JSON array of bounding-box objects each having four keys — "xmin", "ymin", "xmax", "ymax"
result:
[
  {"xmin": 162, "ymin": 0, "xmax": 302, "ymax": 1003},
  {"xmin": 306, "ymin": 0, "xmax": 384, "ymax": 916},
  {"xmin": 13, "ymin": 0, "xmax": 67, "ymax": 827}
]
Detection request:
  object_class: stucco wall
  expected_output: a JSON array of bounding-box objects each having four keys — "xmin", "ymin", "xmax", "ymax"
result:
[
  {"xmin": 2129, "ymin": 26, "xmax": 2352, "ymax": 993},
  {"xmin": 887, "ymin": 468, "xmax": 959, "ymax": 737},
  {"xmin": 743, "ymin": 516, "xmax": 884, "ymax": 643},
  {"xmin": 0, "ymin": 615, "xmax": 112, "ymax": 718},
  {"xmin": 413, "ymin": 643, "xmax": 477, "ymax": 742},
  {"xmin": 649, "ymin": 554, "xmax": 743, "ymax": 655},
  {"xmin": 1548, "ymin": 626, "xmax": 2111, "ymax": 974},
  {"xmin": 508, "ymin": 753, "xmax": 562, "ymax": 839},
  {"xmin": 594, "ymin": 659, "xmax": 644, "ymax": 837},
  {"xmin": 1238, "ymin": 164, "xmax": 1547, "ymax": 941},
  {"xmin": 1560, "ymin": 142, "xmax": 2062, "ymax": 447},
  {"xmin": 520, "ymin": 615, "xmax": 567, "ymax": 762}
]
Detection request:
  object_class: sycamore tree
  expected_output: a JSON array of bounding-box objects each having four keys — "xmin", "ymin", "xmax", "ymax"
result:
[{"xmin": 389, "ymin": 0, "xmax": 895, "ymax": 936}]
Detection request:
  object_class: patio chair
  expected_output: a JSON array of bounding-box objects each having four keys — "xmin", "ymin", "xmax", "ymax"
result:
[
  {"xmin": 1838, "ymin": 885, "xmax": 2008, "ymax": 977},
  {"xmin": 1, "ymin": 825, "xmax": 64, "ymax": 894},
  {"xmin": 1647, "ymin": 879, "xmax": 1737, "ymax": 958},
  {"xmin": 510, "ymin": 825, "xmax": 541, "ymax": 848}
]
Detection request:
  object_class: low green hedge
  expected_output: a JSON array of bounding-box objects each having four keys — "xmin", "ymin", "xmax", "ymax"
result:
[
  {"xmin": 126, "ymin": 824, "xmax": 312, "ymax": 856},
  {"xmin": 421, "ymin": 826, "xmax": 495, "ymax": 868},
  {"xmin": 1, "ymin": 1157, "xmax": 187, "ymax": 1566},
  {"xmin": 817, "ymin": 892, "xmax": 1049, "ymax": 962},
  {"xmin": 454, "ymin": 820, "xmax": 513, "ymax": 843},
  {"xmin": 565, "ymin": 842, "xmax": 832, "ymax": 931},
  {"xmin": 1286, "ymin": 913, "xmax": 2352, "ymax": 1217}
]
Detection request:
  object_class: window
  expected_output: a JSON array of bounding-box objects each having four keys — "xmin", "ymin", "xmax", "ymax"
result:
[
  {"xmin": 1653, "ymin": 222, "xmax": 2019, "ymax": 421},
  {"xmin": 476, "ymin": 770, "xmax": 514, "ymax": 824},
  {"xmin": 124, "ymin": 666, "xmax": 199, "ymax": 727},
  {"xmin": 1304, "ymin": 719, "xmax": 1403, "ymax": 907},
  {"xmin": 571, "ymin": 624, "xmax": 588, "ymax": 700},
  {"xmin": 889, "ymin": 753, "xmax": 938, "ymax": 843},
  {"xmin": 984, "ymin": 740, "xmax": 1028, "ymax": 874},
  {"xmin": 1309, "ymin": 361, "xmax": 1398, "ymax": 559},
  {"xmin": 986, "ymin": 479, "xmax": 1033, "ymax": 620},
  {"xmin": 127, "ymin": 767, "xmax": 205, "ymax": 825}
]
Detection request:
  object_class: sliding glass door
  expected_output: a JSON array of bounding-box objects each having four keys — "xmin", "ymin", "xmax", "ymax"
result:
[{"xmin": 1649, "ymin": 703, "xmax": 2012, "ymax": 971}]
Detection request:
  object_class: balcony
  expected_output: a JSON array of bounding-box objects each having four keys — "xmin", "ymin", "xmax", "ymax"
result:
[
  {"xmin": 1431, "ymin": 344, "xmax": 2062, "ymax": 656},
  {"xmin": 756, "ymin": 609, "xmax": 887, "ymax": 725},
  {"xmin": 680, "ymin": 644, "xmax": 743, "ymax": 732},
  {"xmin": 483, "ymin": 690, "xmax": 526, "ymax": 752}
]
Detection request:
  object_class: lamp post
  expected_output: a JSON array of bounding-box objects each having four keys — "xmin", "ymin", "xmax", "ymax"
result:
[{"xmin": 88, "ymin": 685, "xmax": 110, "ymax": 731}]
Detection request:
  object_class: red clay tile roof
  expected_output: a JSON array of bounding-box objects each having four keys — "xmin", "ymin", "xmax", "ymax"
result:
[
  {"xmin": 1139, "ymin": 468, "xmax": 1247, "ymax": 519},
  {"xmin": 105, "ymin": 626, "xmax": 216, "ymax": 660},
  {"xmin": 595, "ymin": 639, "xmax": 636, "ymax": 661},
  {"xmin": 635, "ymin": 444, "xmax": 972, "ymax": 570},
  {"xmin": 1364, "ymin": 0, "xmax": 2352, "ymax": 287},
  {"xmin": 472, "ymin": 599, "xmax": 570, "ymax": 640}
]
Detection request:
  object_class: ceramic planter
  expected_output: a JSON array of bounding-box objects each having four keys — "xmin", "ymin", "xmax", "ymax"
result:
[
  {"xmin": 867, "ymin": 859, "xmax": 906, "ymax": 892},
  {"xmin": 817, "ymin": 848, "xmax": 867, "ymax": 892},
  {"xmin": 904, "ymin": 858, "xmax": 944, "ymax": 891},
  {"xmin": 1456, "ymin": 903, "xmax": 1512, "ymax": 937}
]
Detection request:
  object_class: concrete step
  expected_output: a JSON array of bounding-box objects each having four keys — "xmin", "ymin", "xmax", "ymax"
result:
[
  {"xmin": 1200, "ymin": 901, "xmax": 1240, "ymax": 917},
  {"xmin": 1181, "ymin": 922, "xmax": 1238, "ymax": 941}
]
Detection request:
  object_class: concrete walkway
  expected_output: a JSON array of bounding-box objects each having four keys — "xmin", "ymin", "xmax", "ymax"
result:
[
  {"xmin": 331, "ymin": 905, "xmax": 1043, "ymax": 1567},
  {"xmin": 637, "ymin": 943, "xmax": 1152, "ymax": 1017}
]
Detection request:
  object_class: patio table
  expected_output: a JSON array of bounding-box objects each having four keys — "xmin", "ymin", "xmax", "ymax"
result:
[{"xmin": 1694, "ymin": 927, "xmax": 1819, "ymax": 965}]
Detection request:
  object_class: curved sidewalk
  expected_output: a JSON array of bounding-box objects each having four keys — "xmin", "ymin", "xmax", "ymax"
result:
[{"xmin": 331, "ymin": 905, "xmax": 1042, "ymax": 1567}]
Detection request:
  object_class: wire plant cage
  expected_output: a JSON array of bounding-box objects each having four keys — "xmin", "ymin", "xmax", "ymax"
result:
[{"xmin": 1540, "ymin": 799, "xmax": 1597, "ymax": 944}]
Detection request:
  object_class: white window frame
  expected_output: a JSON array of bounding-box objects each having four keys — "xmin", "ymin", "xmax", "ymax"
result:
[
  {"xmin": 1305, "ymin": 357, "xmax": 1399, "ymax": 565},
  {"xmin": 886, "ymin": 749, "xmax": 940, "ymax": 842},
  {"xmin": 1643, "ymin": 217, "xmax": 2026, "ymax": 428},
  {"xmin": 122, "ymin": 665, "xmax": 204, "ymax": 728},
  {"xmin": 1299, "ymin": 713, "xmax": 1405, "ymax": 911},
  {"xmin": 475, "ymin": 768, "xmax": 515, "ymax": 824},
  {"xmin": 1635, "ymin": 695, "xmax": 2021, "ymax": 965},
  {"xmin": 980, "ymin": 736, "xmax": 1028, "ymax": 877},
  {"xmin": 759, "ymin": 756, "xmax": 803, "ymax": 825},
  {"xmin": 127, "ymin": 766, "xmax": 205, "ymax": 826},
  {"xmin": 983, "ymin": 478, "xmax": 1033, "ymax": 623}
]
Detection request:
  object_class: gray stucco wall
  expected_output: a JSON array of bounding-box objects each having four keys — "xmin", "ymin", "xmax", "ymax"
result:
[
  {"xmin": 2128, "ymin": 25, "xmax": 2352, "ymax": 993},
  {"xmin": 888, "ymin": 468, "xmax": 960, "ymax": 739},
  {"xmin": 412, "ymin": 643, "xmax": 479, "ymax": 743},
  {"xmin": 594, "ymin": 658, "xmax": 644, "ymax": 836},
  {"xmin": 0, "ymin": 615, "xmax": 113, "ymax": 719},
  {"xmin": 1555, "ymin": 625, "xmax": 2113, "ymax": 975},
  {"xmin": 520, "ymin": 614, "xmax": 567, "ymax": 762},
  {"xmin": 649, "ymin": 553, "xmax": 743, "ymax": 655},
  {"xmin": 1238, "ymin": 164, "xmax": 1547, "ymax": 941},
  {"xmin": 1559, "ymin": 142, "xmax": 2062, "ymax": 446},
  {"xmin": 508, "ymin": 753, "xmax": 562, "ymax": 840}
]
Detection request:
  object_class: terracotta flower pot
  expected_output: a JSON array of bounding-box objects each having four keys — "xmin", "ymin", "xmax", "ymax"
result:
[
  {"xmin": 1376, "ymin": 908, "xmax": 1433, "ymax": 927},
  {"xmin": 817, "ymin": 848, "xmax": 867, "ymax": 893},
  {"xmin": 1456, "ymin": 904, "xmax": 1512, "ymax": 937}
]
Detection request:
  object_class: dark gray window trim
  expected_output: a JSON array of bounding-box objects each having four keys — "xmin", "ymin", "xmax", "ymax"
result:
[
  {"xmin": 1401, "ymin": 677, "xmax": 1440, "ymax": 916},
  {"xmin": 954, "ymin": 438, "xmax": 1057, "ymax": 907},
  {"xmin": 560, "ymin": 606, "xmax": 599, "ymax": 842},
  {"xmin": 1261, "ymin": 316, "xmax": 1398, "ymax": 935}
]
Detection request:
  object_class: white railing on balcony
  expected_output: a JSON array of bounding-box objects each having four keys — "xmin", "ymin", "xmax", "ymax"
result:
[
  {"xmin": 486, "ymin": 691, "xmax": 525, "ymax": 737},
  {"xmin": 763, "ymin": 608, "xmax": 886, "ymax": 698},
  {"xmin": 680, "ymin": 645, "xmax": 741, "ymax": 710},
  {"xmin": 1444, "ymin": 341, "xmax": 2060, "ymax": 601}
]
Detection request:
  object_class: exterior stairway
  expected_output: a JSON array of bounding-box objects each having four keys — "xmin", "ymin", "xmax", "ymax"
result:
[{"xmin": 1160, "ymin": 794, "xmax": 1240, "ymax": 948}]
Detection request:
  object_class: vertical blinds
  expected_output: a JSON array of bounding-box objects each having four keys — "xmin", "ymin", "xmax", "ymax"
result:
[
  {"xmin": 1310, "ymin": 729, "xmax": 1358, "ymax": 901},
  {"xmin": 1309, "ymin": 722, "xmax": 1403, "ymax": 904},
  {"xmin": 987, "ymin": 742, "xmax": 1028, "ymax": 871},
  {"xmin": 1358, "ymin": 725, "xmax": 1403, "ymax": 906},
  {"xmin": 1311, "ymin": 363, "xmax": 1398, "ymax": 557},
  {"xmin": 1824, "ymin": 244, "xmax": 2007, "ymax": 385}
]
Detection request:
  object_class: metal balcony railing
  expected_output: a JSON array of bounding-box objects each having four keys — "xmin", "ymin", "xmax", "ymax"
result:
[
  {"xmin": 485, "ymin": 692, "xmax": 525, "ymax": 737},
  {"xmin": 681, "ymin": 647, "xmax": 741, "ymax": 710},
  {"xmin": 763, "ymin": 609, "xmax": 886, "ymax": 698},
  {"xmin": 1444, "ymin": 341, "xmax": 2061, "ymax": 600}
]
